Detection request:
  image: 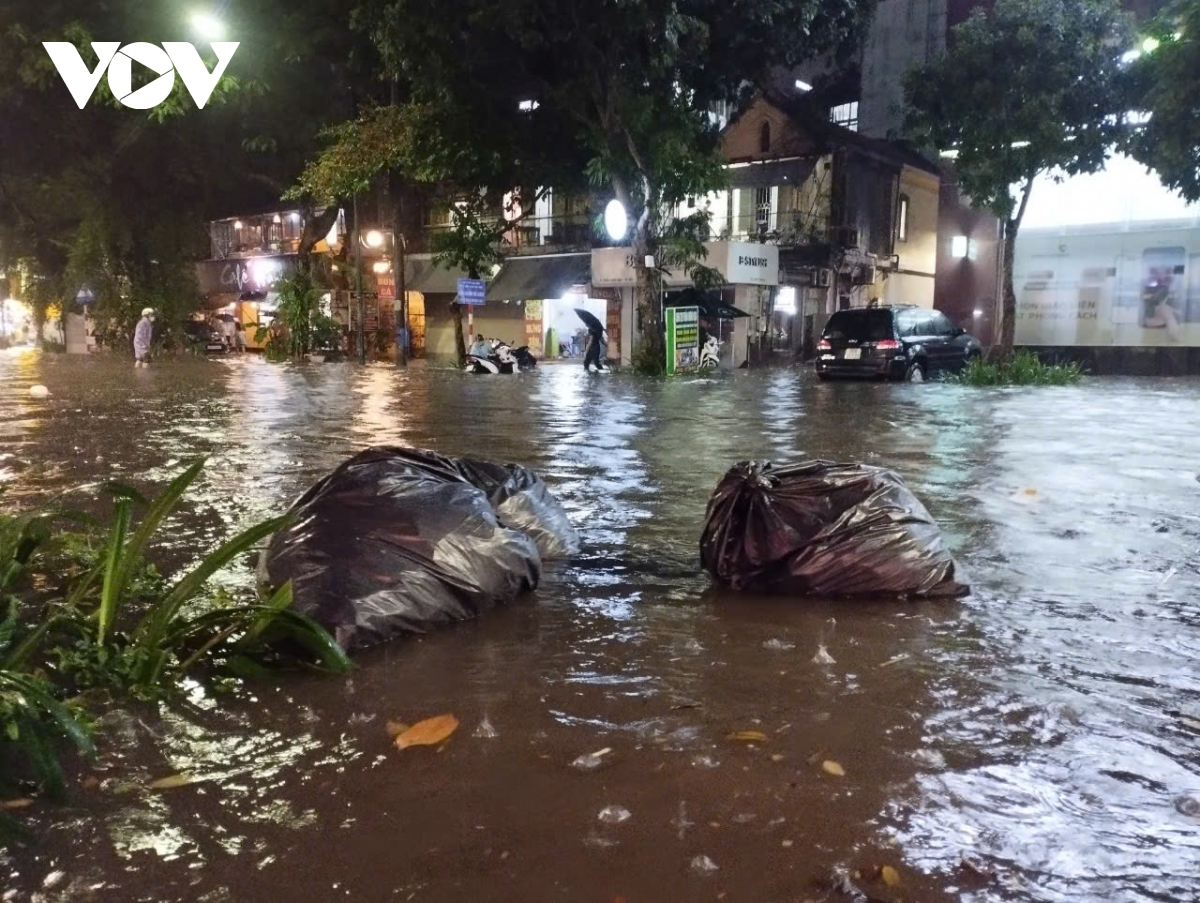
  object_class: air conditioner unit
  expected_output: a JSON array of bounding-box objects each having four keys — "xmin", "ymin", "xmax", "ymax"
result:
[
  {"xmin": 852, "ymin": 265, "xmax": 878, "ymax": 286},
  {"xmin": 830, "ymin": 226, "xmax": 860, "ymax": 249}
]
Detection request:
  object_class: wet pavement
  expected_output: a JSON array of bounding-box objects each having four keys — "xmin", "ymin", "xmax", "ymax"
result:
[{"xmin": 2, "ymin": 349, "xmax": 1199, "ymax": 902}]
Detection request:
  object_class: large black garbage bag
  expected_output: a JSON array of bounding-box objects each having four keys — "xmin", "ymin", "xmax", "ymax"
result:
[
  {"xmin": 437, "ymin": 457, "xmax": 580, "ymax": 560},
  {"xmin": 261, "ymin": 447, "xmax": 579, "ymax": 650},
  {"xmin": 700, "ymin": 460, "xmax": 968, "ymax": 598}
]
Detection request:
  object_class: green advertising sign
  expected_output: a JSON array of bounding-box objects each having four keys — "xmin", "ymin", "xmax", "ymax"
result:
[{"xmin": 665, "ymin": 306, "xmax": 700, "ymax": 374}]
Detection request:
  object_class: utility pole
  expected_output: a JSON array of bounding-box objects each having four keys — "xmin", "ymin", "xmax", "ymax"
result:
[
  {"xmin": 396, "ymin": 233, "xmax": 408, "ymax": 367},
  {"xmin": 354, "ymin": 195, "xmax": 366, "ymax": 364}
]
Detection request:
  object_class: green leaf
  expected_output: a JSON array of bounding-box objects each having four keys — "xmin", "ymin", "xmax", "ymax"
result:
[
  {"xmin": 112, "ymin": 461, "xmax": 205, "ymax": 604},
  {"xmin": 96, "ymin": 498, "xmax": 132, "ymax": 648},
  {"xmin": 132, "ymin": 514, "xmax": 291, "ymax": 652}
]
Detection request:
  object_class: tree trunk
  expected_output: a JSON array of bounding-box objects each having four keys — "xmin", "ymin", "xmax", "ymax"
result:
[
  {"xmin": 630, "ymin": 210, "xmax": 665, "ymax": 373},
  {"xmin": 450, "ymin": 301, "xmax": 467, "ymax": 366},
  {"xmin": 298, "ymin": 205, "xmax": 342, "ymax": 265},
  {"xmin": 997, "ymin": 218, "xmax": 1018, "ymax": 356},
  {"xmin": 994, "ymin": 176, "xmax": 1035, "ymax": 360}
]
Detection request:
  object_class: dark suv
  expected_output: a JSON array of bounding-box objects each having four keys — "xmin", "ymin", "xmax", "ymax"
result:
[{"xmin": 815, "ymin": 306, "xmax": 983, "ymax": 382}]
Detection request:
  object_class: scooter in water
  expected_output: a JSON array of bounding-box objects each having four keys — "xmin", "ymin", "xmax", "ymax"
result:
[
  {"xmin": 698, "ymin": 335, "xmax": 721, "ymax": 371},
  {"xmin": 465, "ymin": 340, "xmax": 537, "ymax": 374}
]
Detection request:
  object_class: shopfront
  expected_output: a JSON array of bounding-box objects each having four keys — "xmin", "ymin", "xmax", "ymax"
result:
[
  {"xmin": 196, "ymin": 256, "xmax": 295, "ymax": 351},
  {"xmin": 485, "ymin": 253, "xmax": 598, "ymax": 361},
  {"xmin": 591, "ymin": 241, "xmax": 780, "ymax": 368}
]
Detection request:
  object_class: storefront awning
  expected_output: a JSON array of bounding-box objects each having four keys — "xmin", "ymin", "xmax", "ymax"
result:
[
  {"xmin": 406, "ymin": 258, "xmax": 470, "ymax": 295},
  {"xmin": 204, "ymin": 292, "xmax": 240, "ymax": 311},
  {"xmin": 726, "ymin": 157, "xmax": 819, "ymax": 190},
  {"xmin": 486, "ymin": 254, "xmax": 591, "ymax": 302}
]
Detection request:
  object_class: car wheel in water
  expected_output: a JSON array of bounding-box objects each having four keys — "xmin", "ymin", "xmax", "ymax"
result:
[{"xmin": 904, "ymin": 361, "xmax": 926, "ymax": 383}]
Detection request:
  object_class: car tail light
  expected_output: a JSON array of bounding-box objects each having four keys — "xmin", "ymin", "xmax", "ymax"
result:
[
  {"xmin": 875, "ymin": 339, "xmax": 900, "ymax": 350},
  {"xmin": 817, "ymin": 338, "xmax": 831, "ymax": 351}
]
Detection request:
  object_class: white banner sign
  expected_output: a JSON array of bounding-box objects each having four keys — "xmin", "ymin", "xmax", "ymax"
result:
[
  {"xmin": 591, "ymin": 241, "xmax": 780, "ymax": 288},
  {"xmin": 719, "ymin": 241, "xmax": 780, "ymax": 286}
]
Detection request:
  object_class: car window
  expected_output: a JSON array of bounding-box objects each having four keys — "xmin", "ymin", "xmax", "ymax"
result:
[
  {"xmin": 902, "ymin": 311, "xmax": 936, "ymax": 336},
  {"xmin": 822, "ymin": 310, "xmax": 894, "ymax": 342},
  {"xmin": 895, "ymin": 309, "xmax": 921, "ymax": 337},
  {"xmin": 931, "ymin": 312, "xmax": 958, "ymax": 336}
]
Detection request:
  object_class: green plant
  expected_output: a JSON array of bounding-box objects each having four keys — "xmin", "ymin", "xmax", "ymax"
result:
[
  {"xmin": 0, "ymin": 602, "xmax": 94, "ymax": 814},
  {"xmin": 949, "ymin": 350, "xmax": 1084, "ymax": 386},
  {"xmin": 313, "ymin": 314, "xmax": 343, "ymax": 352},
  {"xmin": 47, "ymin": 461, "xmax": 350, "ymax": 696},
  {"xmin": 271, "ymin": 271, "xmax": 324, "ymax": 358},
  {"xmin": 631, "ymin": 339, "xmax": 665, "ymax": 376}
]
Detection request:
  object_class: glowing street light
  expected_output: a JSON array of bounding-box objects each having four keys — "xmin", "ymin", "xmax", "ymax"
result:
[
  {"xmin": 365, "ymin": 230, "xmax": 385, "ymax": 248},
  {"xmin": 191, "ymin": 12, "xmax": 225, "ymax": 41},
  {"xmin": 604, "ymin": 199, "xmax": 628, "ymax": 241}
]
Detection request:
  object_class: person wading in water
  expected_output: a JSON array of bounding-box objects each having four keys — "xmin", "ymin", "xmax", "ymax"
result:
[{"xmin": 134, "ymin": 308, "xmax": 154, "ymax": 368}]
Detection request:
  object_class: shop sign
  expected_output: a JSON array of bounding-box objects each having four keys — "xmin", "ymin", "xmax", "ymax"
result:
[
  {"xmin": 196, "ymin": 256, "xmax": 295, "ymax": 295},
  {"xmin": 665, "ymin": 306, "xmax": 700, "ymax": 374},
  {"xmin": 593, "ymin": 243, "xmax": 779, "ymax": 288},
  {"xmin": 457, "ymin": 278, "xmax": 486, "ymax": 305},
  {"xmin": 591, "ymin": 248, "xmax": 640, "ymax": 287},
  {"xmin": 721, "ymin": 241, "xmax": 780, "ymax": 286},
  {"xmin": 524, "ymin": 299, "xmax": 544, "ymax": 356}
]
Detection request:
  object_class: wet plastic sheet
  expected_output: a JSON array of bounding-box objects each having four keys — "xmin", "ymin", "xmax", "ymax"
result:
[
  {"xmin": 261, "ymin": 447, "xmax": 579, "ymax": 650},
  {"xmin": 700, "ymin": 460, "xmax": 968, "ymax": 598}
]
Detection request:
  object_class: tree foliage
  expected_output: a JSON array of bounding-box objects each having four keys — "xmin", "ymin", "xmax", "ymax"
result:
[
  {"xmin": 904, "ymin": 0, "xmax": 1129, "ymax": 352},
  {"xmin": 294, "ymin": 0, "xmax": 876, "ymax": 360},
  {"xmin": 0, "ymin": 0, "xmax": 381, "ymax": 337},
  {"xmin": 1121, "ymin": 2, "xmax": 1200, "ymax": 201}
]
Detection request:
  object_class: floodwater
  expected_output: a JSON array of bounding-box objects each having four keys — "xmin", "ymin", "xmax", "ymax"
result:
[{"xmin": 2, "ymin": 349, "xmax": 1199, "ymax": 903}]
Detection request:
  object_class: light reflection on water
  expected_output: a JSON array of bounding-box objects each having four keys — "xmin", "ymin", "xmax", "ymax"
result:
[{"xmin": 1, "ymin": 351, "xmax": 1199, "ymax": 902}]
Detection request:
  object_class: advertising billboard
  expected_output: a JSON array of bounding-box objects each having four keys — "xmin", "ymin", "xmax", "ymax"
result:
[{"xmin": 1014, "ymin": 227, "xmax": 1200, "ymax": 347}]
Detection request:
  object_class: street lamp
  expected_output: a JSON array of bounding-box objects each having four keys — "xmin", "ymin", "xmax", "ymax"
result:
[
  {"xmin": 191, "ymin": 12, "xmax": 225, "ymax": 40},
  {"xmin": 604, "ymin": 200, "xmax": 628, "ymax": 242},
  {"xmin": 365, "ymin": 230, "xmax": 384, "ymax": 249}
]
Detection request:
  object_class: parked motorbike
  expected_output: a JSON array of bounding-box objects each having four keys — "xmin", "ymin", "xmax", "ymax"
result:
[
  {"xmin": 465, "ymin": 340, "xmax": 537, "ymax": 374},
  {"xmin": 699, "ymin": 335, "xmax": 721, "ymax": 370}
]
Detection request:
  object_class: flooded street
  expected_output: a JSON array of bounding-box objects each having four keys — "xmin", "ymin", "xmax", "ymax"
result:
[{"xmin": 2, "ymin": 350, "xmax": 1199, "ymax": 902}]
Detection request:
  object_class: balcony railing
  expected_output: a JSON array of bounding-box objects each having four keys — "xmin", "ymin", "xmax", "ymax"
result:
[
  {"xmin": 209, "ymin": 213, "xmax": 307, "ymax": 260},
  {"xmin": 421, "ymin": 212, "xmax": 596, "ymax": 253},
  {"xmin": 720, "ymin": 211, "xmax": 833, "ymax": 246}
]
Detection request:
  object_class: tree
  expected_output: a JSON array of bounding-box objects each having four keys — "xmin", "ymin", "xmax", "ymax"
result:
[
  {"xmin": 904, "ymin": 0, "xmax": 1129, "ymax": 354},
  {"xmin": 316, "ymin": 0, "xmax": 875, "ymax": 370},
  {"xmin": 1121, "ymin": 3, "xmax": 1200, "ymax": 201},
  {"xmin": 0, "ymin": 0, "xmax": 382, "ymax": 343}
]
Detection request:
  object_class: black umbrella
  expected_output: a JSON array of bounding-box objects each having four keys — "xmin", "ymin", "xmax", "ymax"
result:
[
  {"xmin": 665, "ymin": 289, "xmax": 749, "ymax": 320},
  {"xmin": 575, "ymin": 308, "xmax": 605, "ymax": 335}
]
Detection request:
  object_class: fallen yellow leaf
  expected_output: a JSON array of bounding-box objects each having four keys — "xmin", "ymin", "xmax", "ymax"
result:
[
  {"xmin": 822, "ymin": 760, "xmax": 846, "ymax": 777},
  {"xmin": 394, "ymin": 714, "xmax": 459, "ymax": 750},
  {"xmin": 149, "ymin": 773, "xmax": 196, "ymax": 790},
  {"xmin": 0, "ymin": 798, "xmax": 33, "ymax": 810},
  {"xmin": 385, "ymin": 720, "xmax": 410, "ymax": 739},
  {"xmin": 727, "ymin": 730, "xmax": 768, "ymax": 743},
  {"xmin": 880, "ymin": 865, "xmax": 901, "ymax": 887}
]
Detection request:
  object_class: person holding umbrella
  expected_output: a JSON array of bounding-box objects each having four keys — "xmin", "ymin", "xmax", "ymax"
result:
[{"xmin": 576, "ymin": 308, "xmax": 607, "ymax": 372}]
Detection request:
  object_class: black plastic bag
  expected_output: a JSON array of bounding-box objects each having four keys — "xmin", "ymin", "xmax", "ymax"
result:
[
  {"xmin": 700, "ymin": 460, "xmax": 968, "ymax": 598},
  {"xmin": 260, "ymin": 447, "xmax": 579, "ymax": 651}
]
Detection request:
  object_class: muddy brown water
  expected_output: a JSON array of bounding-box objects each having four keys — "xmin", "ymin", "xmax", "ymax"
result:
[{"xmin": 2, "ymin": 350, "xmax": 1199, "ymax": 903}]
